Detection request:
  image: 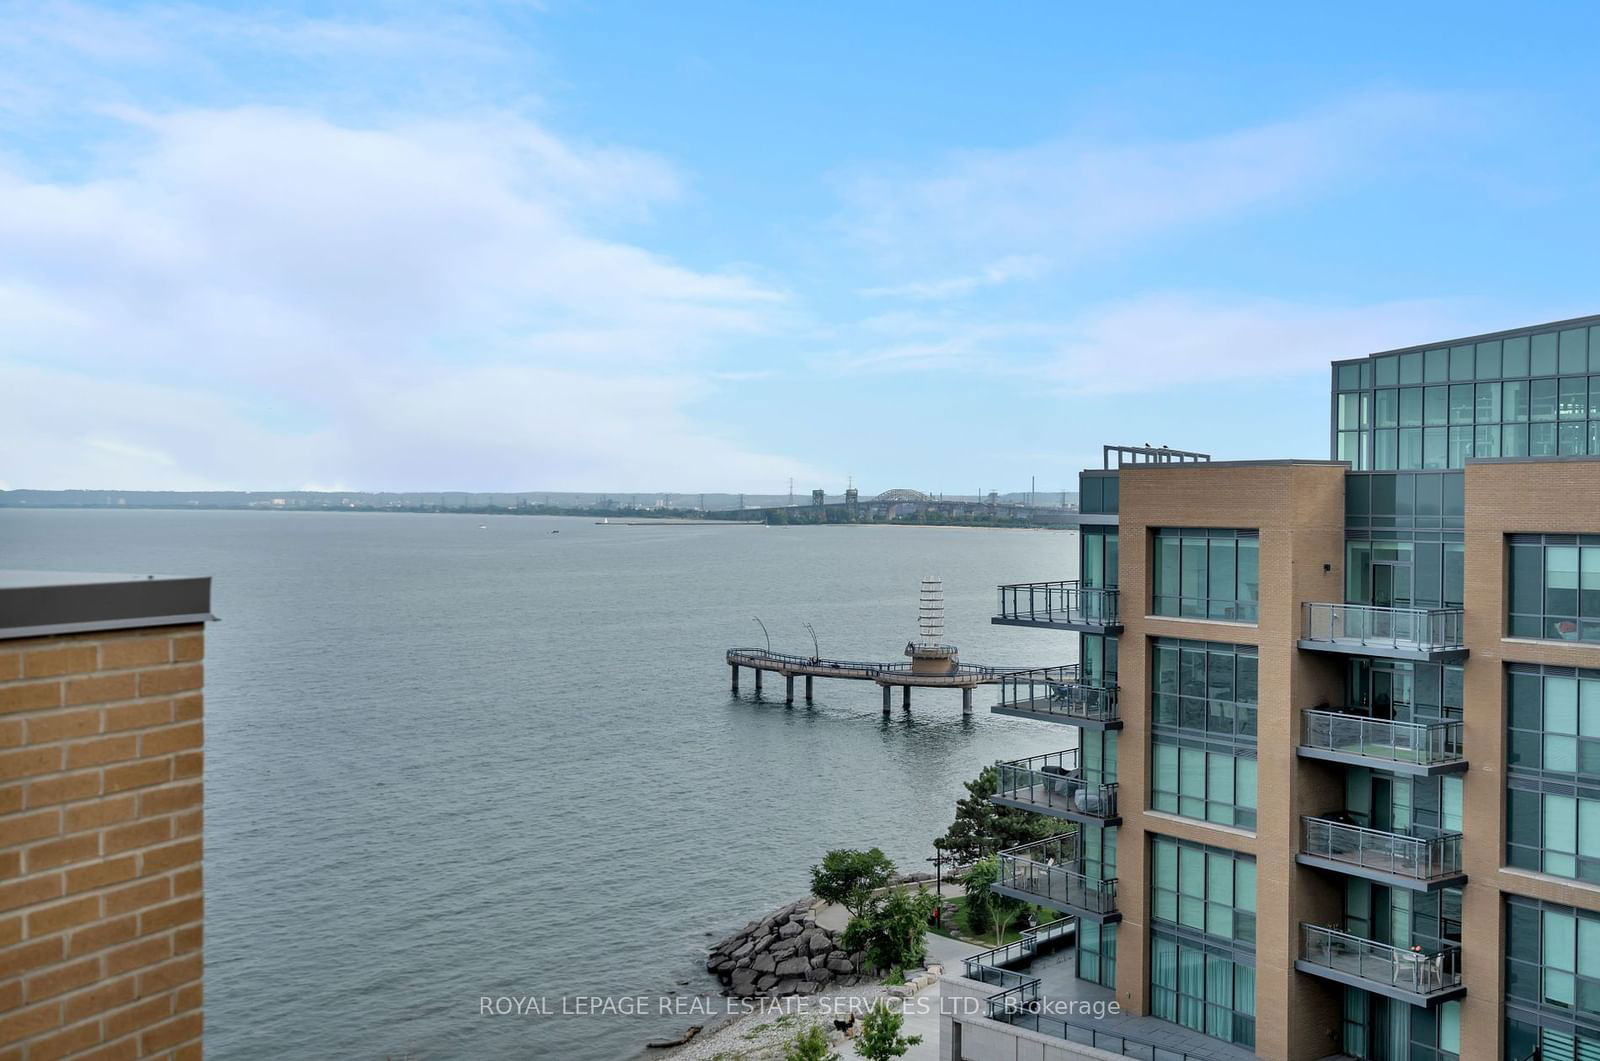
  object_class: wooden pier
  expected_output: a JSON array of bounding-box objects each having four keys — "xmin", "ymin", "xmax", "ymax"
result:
[{"xmin": 724, "ymin": 647, "xmax": 1030, "ymax": 716}]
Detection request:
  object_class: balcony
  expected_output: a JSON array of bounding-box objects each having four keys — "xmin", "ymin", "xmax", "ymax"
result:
[
  {"xmin": 994, "ymin": 580, "xmax": 1121, "ymax": 633},
  {"xmin": 1298, "ymin": 816, "xmax": 1466, "ymax": 891},
  {"xmin": 1296, "ymin": 924, "xmax": 1464, "ymax": 1006},
  {"xmin": 991, "ymin": 666, "xmax": 1120, "ymax": 729},
  {"xmin": 1298, "ymin": 709, "xmax": 1465, "ymax": 776},
  {"xmin": 992, "ymin": 750, "xmax": 1121, "ymax": 825},
  {"xmin": 1298, "ymin": 602, "xmax": 1467, "ymax": 662},
  {"xmin": 993, "ymin": 835, "xmax": 1120, "ymax": 922}
]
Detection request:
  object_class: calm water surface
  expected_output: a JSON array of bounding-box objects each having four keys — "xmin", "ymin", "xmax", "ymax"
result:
[{"xmin": 0, "ymin": 510, "xmax": 1080, "ymax": 1060}]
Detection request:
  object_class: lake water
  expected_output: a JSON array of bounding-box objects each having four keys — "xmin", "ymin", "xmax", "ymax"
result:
[{"xmin": 0, "ymin": 509, "xmax": 1079, "ymax": 1060}]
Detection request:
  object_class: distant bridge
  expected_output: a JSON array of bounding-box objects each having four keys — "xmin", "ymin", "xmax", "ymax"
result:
[{"xmin": 705, "ymin": 496, "xmax": 1071, "ymax": 524}]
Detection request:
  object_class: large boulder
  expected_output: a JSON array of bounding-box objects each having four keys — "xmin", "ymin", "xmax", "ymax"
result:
[
  {"xmin": 811, "ymin": 967, "xmax": 834, "ymax": 984},
  {"xmin": 756, "ymin": 973, "xmax": 777, "ymax": 990},
  {"xmin": 730, "ymin": 968, "xmax": 758, "ymax": 995},
  {"xmin": 799, "ymin": 928, "xmax": 831, "ymax": 955},
  {"xmin": 825, "ymin": 956, "xmax": 855, "ymax": 975},
  {"xmin": 779, "ymin": 921, "xmax": 804, "ymax": 938},
  {"xmin": 753, "ymin": 953, "xmax": 776, "ymax": 974},
  {"xmin": 770, "ymin": 943, "xmax": 798, "ymax": 961},
  {"xmin": 752, "ymin": 934, "xmax": 774, "ymax": 954},
  {"xmin": 775, "ymin": 956, "xmax": 811, "ymax": 978},
  {"xmin": 732, "ymin": 941, "xmax": 755, "ymax": 960}
]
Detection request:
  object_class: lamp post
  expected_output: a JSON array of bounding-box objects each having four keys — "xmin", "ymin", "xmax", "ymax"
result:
[
  {"xmin": 926, "ymin": 840, "xmax": 946, "ymax": 925},
  {"xmin": 752, "ymin": 616, "xmax": 770, "ymax": 653},
  {"xmin": 803, "ymin": 622, "xmax": 819, "ymax": 661}
]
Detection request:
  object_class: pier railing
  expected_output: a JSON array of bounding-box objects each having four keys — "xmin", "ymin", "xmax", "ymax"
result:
[
  {"xmin": 1300, "ymin": 603, "xmax": 1465, "ymax": 655},
  {"xmin": 996, "ymin": 580, "xmax": 1120, "ymax": 628},
  {"xmin": 1301, "ymin": 709, "xmax": 1464, "ymax": 768},
  {"xmin": 1301, "ymin": 816, "xmax": 1464, "ymax": 883},
  {"xmin": 995, "ymin": 751, "xmax": 1119, "ymax": 821},
  {"xmin": 724, "ymin": 648, "xmax": 1024, "ymax": 680},
  {"xmin": 994, "ymin": 666, "xmax": 1119, "ymax": 724}
]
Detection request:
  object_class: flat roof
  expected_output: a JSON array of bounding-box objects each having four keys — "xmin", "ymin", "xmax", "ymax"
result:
[
  {"xmin": 0, "ymin": 571, "xmax": 214, "ymax": 641},
  {"xmin": 1117, "ymin": 459, "xmax": 1347, "ymax": 470}
]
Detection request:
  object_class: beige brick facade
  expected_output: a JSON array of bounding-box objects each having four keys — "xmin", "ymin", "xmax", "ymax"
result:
[
  {"xmin": 1116, "ymin": 461, "xmax": 1351, "ymax": 1059},
  {"xmin": 1, "ymin": 625, "xmax": 204, "ymax": 1061}
]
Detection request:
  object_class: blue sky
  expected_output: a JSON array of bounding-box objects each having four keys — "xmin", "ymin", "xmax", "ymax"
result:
[{"xmin": 5, "ymin": 1, "xmax": 1600, "ymax": 494}]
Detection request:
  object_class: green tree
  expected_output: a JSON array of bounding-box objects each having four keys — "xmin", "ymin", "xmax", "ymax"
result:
[
  {"xmin": 840, "ymin": 887, "xmax": 934, "ymax": 974},
  {"xmin": 960, "ymin": 855, "xmax": 1029, "ymax": 945},
  {"xmin": 935, "ymin": 766, "xmax": 1058, "ymax": 863},
  {"xmin": 810, "ymin": 848, "xmax": 897, "ymax": 919},
  {"xmin": 783, "ymin": 1023, "xmax": 841, "ymax": 1061},
  {"xmin": 854, "ymin": 1000, "xmax": 922, "ymax": 1060}
]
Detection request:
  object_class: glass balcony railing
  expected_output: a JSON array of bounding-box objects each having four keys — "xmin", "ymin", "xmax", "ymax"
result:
[
  {"xmin": 1300, "ymin": 709, "xmax": 1464, "ymax": 768},
  {"xmin": 994, "ymin": 751, "xmax": 1119, "ymax": 821},
  {"xmin": 1300, "ymin": 816, "xmax": 1464, "ymax": 884},
  {"xmin": 1300, "ymin": 602, "xmax": 1465, "ymax": 655},
  {"xmin": 1300, "ymin": 924, "xmax": 1462, "ymax": 999},
  {"xmin": 994, "ymin": 665, "xmax": 1119, "ymax": 725},
  {"xmin": 996, "ymin": 581, "xmax": 1120, "ymax": 628},
  {"xmin": 996, "ymin": 835, "xmax": 1118, "ymax": 916}
]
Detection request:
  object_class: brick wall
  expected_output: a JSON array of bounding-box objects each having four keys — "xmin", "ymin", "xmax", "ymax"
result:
[
  {"xmin": 1459, "ymin": 458, "xmax": 1600, "ymax": 1059},
  {"xmin": 1117, "ymin": 461, "xmax": 1348, "ymax": 1060},
  {"xmin": 1, "ymin": 625, "xmax": 204, "ymax": 1061}
]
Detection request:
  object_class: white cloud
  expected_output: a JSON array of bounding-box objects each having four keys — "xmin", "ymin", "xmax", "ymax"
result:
[
  {"xmin": 858, "ymin": 255, "xmax": 1049, "ymax": 301},
  {"xmin": 0, "ymin": 106, "xmax": 816, "ymax": 491},
  {"xmin": 1045, "ymin": 293, "xmax": 1496, "ymax": 394},
  {"xmin": 838, "ymin": 91, "xmax": 1457, "ymax": 271}
]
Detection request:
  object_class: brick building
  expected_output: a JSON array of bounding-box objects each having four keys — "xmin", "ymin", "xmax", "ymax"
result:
[
  {"xmin": 1, "ymin": 573, "xmax": 211, "ymax": 1060},
  {"xmin": 945, "ymin": 314, "xmax": 1600, "ymax": 1060}
]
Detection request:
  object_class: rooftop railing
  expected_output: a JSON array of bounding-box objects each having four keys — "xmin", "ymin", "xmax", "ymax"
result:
[
  {"xmin": 1300, "ymin": 602, "xmax": 1465, "ymax": 654},
  {"xmin": 1301, "ymin": 709, "xmax": 1464, "ymax": 768},
  {"xmin": 994, "ymin": 751, "xmax": 1119, "ymax": 821},
  {"xmin": 994, "ymin": 665, "xmax": 1119, "ymax": 724},
  {"xmin": 1301, "ymin": 816, "xmax": 1464, "ymax": 883},
  {"xmin": 996, "ymin": 580, "xmax": 1120, "ymax": 628},
  {"xmin": 1300, "ymin": 924, "xmax": 1462, "ymax": 997},
  {"xmin": 996, "ymin": 834, "xmax": 1119, "ymax": 916}
]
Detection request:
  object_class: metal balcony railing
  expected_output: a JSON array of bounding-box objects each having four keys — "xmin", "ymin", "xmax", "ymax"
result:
[
  {"xmin": 995, "ymin": 751, "xmax": 1119, "ymax": 821},
  {"xmin": 1301, "ymin": 709, "xmax": 1464, "ymax": 767},
  {"xmin": 1301, "ymin": 816, "xmax": 1464, "ymax": 883},
  {"xmin": 1301, "ymin": 602, "xmax": 1465, "ymax": 654},
  {"xmin": 996, "ymin": 835, "xmax": 1119, "ymax": 916},
  {"xmin": 1300, "ymin": 924, "xmax": 1462, "ymax": 997},
  {"xmin": 994, "ymin": 665, "xmax": 1119, "ymax": 724},
  {"xmin": 996, "ymin": 580, "xmax": 1120, "ymax": 627}
]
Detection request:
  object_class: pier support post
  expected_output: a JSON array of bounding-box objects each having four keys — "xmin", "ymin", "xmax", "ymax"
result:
[
  {"xmin": 882, "ymin": 685, "xmax": 891, "ymax": 715},
  {"xmin": 754, "ymin": 669, "xmax": 762, "ymax": 697},
  {"xmin": 902, "ymin": 685, "xmax": 911, "ymax": 710},
  {"xmin": 785, "ymin": 674, "xmax": 794, "ymax": 705},
  {"xmin": 731, "ymin": 664, "xmax": 739, "ymax": 694},
  {"xmin": 805, "ymin": 675, "xmax": 813, "ymax": 702},
  {"xmin": 962, "ymin": 687, "xmax": 973, "ymax": 716}
]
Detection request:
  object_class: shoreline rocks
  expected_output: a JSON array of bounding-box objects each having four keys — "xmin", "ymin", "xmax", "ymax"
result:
[{"xmin": 705, "ymin": 898, "xmax": 867, "ymax": 997}]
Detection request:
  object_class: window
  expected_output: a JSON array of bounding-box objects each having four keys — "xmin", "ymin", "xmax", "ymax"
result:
[
  {"xmin": 1077, "ymin": 920, "xmax": 1116, "ymax": 988},
  {"xmin": 1152, "ymin": 529, "xmax": 1259, "ymax": 622},
  {"xmin": 1506, "ymin": 896, "xmax": 1600, "ymax": 1055},
  {"xmin": 1150, "ymin": 933, "xmax": 1255, "ymax": 1049},
  {"xmin": 1150, "ymin": 836, "xmax": 1255, "ymax": 946},
  {"xmin": 1335, "ymin": 329, "xmax": 1600, "ymax": 470},
  {"xmin": 1509, "ymin": 535, "xmax": 1600, "ymax": 642},
  {"xmin": 1507, "ymin": 665, "xmax": 1600, "ymax": 883},
  {"xmin": 1151, "ymin": 738, "xmax": 1257, "ymax": 829},
  {"xmin": 1151, "ymin": 639, "xmax": 1258, "ymax": 745},
  {"xmin": 1081, "ymin": 527, "xmax": 1118, "ymax": 589}
]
